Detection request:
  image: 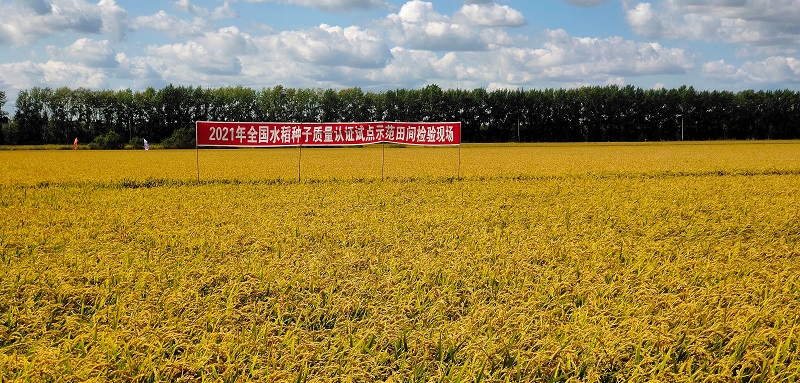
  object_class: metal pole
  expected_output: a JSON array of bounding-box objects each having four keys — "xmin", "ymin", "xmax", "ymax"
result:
[
  {"xmin": 458, "ymin": 145, "xmax": 461, "ymax": 180},
  {"xmin": 382, "ymin": 143, "xmax": 385, "ymax": 181},
  {"xmin": 298, "ymin": 145, "xmax": 302, "ymax": 182},
  {"xmin": 195, "ymin": 124, "xmax": 200, "ymax": 183}
]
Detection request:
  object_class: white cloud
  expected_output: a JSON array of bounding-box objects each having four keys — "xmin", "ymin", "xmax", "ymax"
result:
[
  {"xmin": 625, "ymin": 0, "xmax": 800, "ymax": 55},
  {"xmin": 625, "ymin": 3, "xmax": 662, "ymax": 38},
  {"xmin": 383, "ymin": 0, "xmax": 508, "ymax": 51},
  {"xmin": 200, "ymin": 26, "xmax": 257, "ymax": 57},
  {"xmin": 99, "ymin": 0, "xmax": 129, "ymax": 40},
  {"xmin": 112, "ymin": 5, "xmax": 699, "ymax": 93},
  {"xmin": 212, "ymin": 2, "xmax": 239, "ymax": 19},
  {"xmin": 370, "ymin": 48, "xmax": 455, "ymax": 85},
  {"xmin": 0, "ymin": 60, "xmax": 108, "ymax": 91},
  {"xmin": 174, "ymin": 0, "xmax": 239, "ymax": 19},
  {"xmin": 154, "ymin": 46, "xmax": 244, "ymax": 76},
  {"xmin": 362, "ymin": 28, "xmax": 695, "ymax": 90},
  {"xmin": 240, "ymin": 0, "xmax": 388, "ymax": 12},
  {"xmin": 143, "ymin": 26, "xmax": 255, "ymax": 77},
  {"xmin": 174, "ymin": 0, "xmax": 202, "ymax": 14},
  {"xmin": 4, "ymin": 0, "xmax": 797, "ymax": 107},
  {"xmin": 492, "ymin": 29, "xmax": 694, "ymax": 82},
  {"xmin": 557, "ymin": 30, "xmax": 688, "ymax": 71},
  {"xmin": 454, "ymin": 3, "xmax": 526, "ymax": 28},
  {"xmin": 0, "ymin": 0, "xmax": 129, "ymax": 45},
  {"xmin": 133, "ymin": 11, "xmax": 210, "ymax": 38},
  {"xmin": 703, "ymin": 59, "xmax": 739, "ymax": 78},
  {"xmin": 256, "ymin": 24, "xmax": 390, "ymax": 68},
  {"xmin": 20, "ymin": 0, "xmax": 53, "ymax": 15},
  {"xmin": 563, "ymin": 0, "xmax": 611, "ymax": 7},
  {"xmin": 47, "ymin": 38, "xmax": 118, "ymax": 68},
  {"xmin": 114, "ymin": 53, "xmax": 163, "ymax": 87},
  {"xmin": 703, "ymin": 56, "xmax": 800, "ymax": 84}
]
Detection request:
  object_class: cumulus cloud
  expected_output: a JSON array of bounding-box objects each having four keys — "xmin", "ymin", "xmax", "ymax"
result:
[
  {"xmin": 536, "ymin": 30, "xmax": 693, "ymax": 80},
  {"xmin": 370, "ymin": 48, "xmax": 459, "ymax": 85},
  {"xmin": 363, "ymin": 28, "xmax": 696, "ymax": 90},
  {"xmin": 114, "ymin": 53, "xmax": 165, "ymax": 88},
  {"xmin": 174, "ymin": 0, "xmax": 239, "ymax": 19},
  {"xmin": 143, "ymin": 26, "xmax": 255, "ymax": 76},
  {"xmin": 212, "ymin": 2, "xmax": 239, "ymax": 19},
  {"xmin": 47, "ymin": 38, "xmax": 119, "ymax": 68},
  {"xmin": 21, "ymin": 0, "xmax": 53, "ymax": 15},
  {"xmin": 492, "ymin": 29, "xmax": 694, "ymax": 82},
  {"xmin": 625, "ymin": 0, "xmax": 800, "ymax": 55},
  {"xmin": 98, "ymin": 0, "xmax": 129, "ymax": 40},
  {"xmin": 384, "ymin": 0, "xmax": 514, "ymax": 51},
  {"xmin": 255, "ymin": 24, "xmax": 390, "ymax": 68},
  {"xmin": 240, "ymin": 0, "xmax": 388, "ymax": 12},
  {"xmin": 174, "ymin": 0, "xmax": 201, "ymax": 15},
  {"xmin": 563, "ymin": 0, "xmax": 611, "ymax": 7},
  {"xmin": 625, "ymin": 3, "xmax": 662, "ymax": 38},
  {"xmin": 0, "ymin": 0, "xmax": 129, "ymax": 45},
  {"xmin": 0, "ymin": 60, "xmax": 108, "ymax": 91},
  {"xmin": 157, "ymin": 48, "xmax": 243, "ymax": 75},
  {"xmin": 30, "ymin": 1, "xmax": 697, "ymax": 93},
  {"xmin": 133, "ymin": 11, "xmax": 210, "ymax": 38},
  {"xmin": 704, "ymin": 56, "xmax": 800, "ymax": 84},
  {"xmin": 6, "ymin": 0, "xmax": 798, "ymax": 106},
  {"xmin": 453, "ymin": 3, "xmax": 526, "ymax": 27}
]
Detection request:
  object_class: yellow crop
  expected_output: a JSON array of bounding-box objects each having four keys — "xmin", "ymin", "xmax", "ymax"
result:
[{"xmin": 1, "ymin": 141, "xmax": 799, "ymax": 382}]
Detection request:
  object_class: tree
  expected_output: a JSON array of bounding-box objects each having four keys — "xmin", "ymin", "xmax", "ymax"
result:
[
  {"xmin": 43, "ymin": 87, "xmax": 73, "ymax": 144},
  {"xmin": 294, "ymin": 88, "xmax": 321, "ymax": 122},
  {"xmin": 337, "ymin": 87, "xmax": 366, "ymax": 122},
  {"xmin": 258, "ymin": 85, "xmax": 291, "ymax": 121},
  {"xmin": 116, "ymin": 89, "xmax": 135, "ymax": 142},
  {"xmin": 0, "ymin": 90, "xmax": 8, "ymax": 123},
  {"xmin": 133, "ymin": 87, "xmax": 159, "ymax": 141},
  {"xmin": 156, "ymin": 84, "xmax": 195, "ymax": 141},
  {"xmin": 419, "ymin": 84, "xmax": 445, "ymax": 123},
  {"xmin": 0, "ymin": 90, "xmax": 9, "ymax": 143},
  {"xmin": 4, "ymin": 84, "xmax": 800, "ymax": 146},
  {"xmin": 14, "ymin": 88, "xmax": 49, "ymax": 144}
]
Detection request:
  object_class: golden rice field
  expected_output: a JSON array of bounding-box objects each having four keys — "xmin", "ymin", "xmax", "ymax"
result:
[{"xmin": 1, "ymin": 141, "xmax": 800, "ymax": 382}]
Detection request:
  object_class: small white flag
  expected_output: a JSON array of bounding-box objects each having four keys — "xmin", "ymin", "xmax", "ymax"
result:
[{"xmin": 143, "ymin": 139, "xmax": 149, "ymax": 151}]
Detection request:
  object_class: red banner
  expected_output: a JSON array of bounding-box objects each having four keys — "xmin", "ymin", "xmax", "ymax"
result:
[{"xmin": 196, "ymin": 121, "xmax": 461, "ymax": 147}]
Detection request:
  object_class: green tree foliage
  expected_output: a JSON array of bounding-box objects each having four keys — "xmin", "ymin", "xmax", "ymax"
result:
[
  {"xmin": 0, "ymin": 90, "xmax": 8, "ymax": 122},
  {"xmin": 89, "ymin": 130, "xmax": 125, "ymax": 150},
  {"xmin": 4, "ymin": 84, "xmax": 800, "ymax": 146},
  {"xmin": 161, "ymin": 126, "xmax": 196, "ymax": 149},
  {"xmin": 13, "ymin": 88, "xmax": 49, "ymax": 144},
  {"xmin": 128, "ymin": 136, "xmax": 145, "ymax": 150},
  {"xmin": 0, "ymin": 90, "xmax": 8, "ymax": 143}
]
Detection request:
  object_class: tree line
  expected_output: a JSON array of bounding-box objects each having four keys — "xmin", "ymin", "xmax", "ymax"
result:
[{"xmin": 1, "ymin": 84, "xmax": 798, "ymax": 147}]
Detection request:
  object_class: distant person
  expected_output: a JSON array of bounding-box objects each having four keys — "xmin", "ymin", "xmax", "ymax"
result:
[
  {"xmin": 144, "ymin": 139, "xmax": 149, "ymax": 151},
  {"xmin": 73, "ymin": 137, "xmax": 78, "ymax": 150}
]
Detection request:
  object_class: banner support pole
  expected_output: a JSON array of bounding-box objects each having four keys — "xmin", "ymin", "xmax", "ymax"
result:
[
  {"xmin": 298, "ymin": 145, "xmax": 302, "ymax": 182},
  {"xmin": 195, "ymin": 122, "xmax": 200, "ymax": 183},
  {"xmin": 458, "ymin": 144, "xmax": 461, "ymax": 180},
  {"xmin": 382, "ymin": 142, "xmax": 386, "ymax": 181}
]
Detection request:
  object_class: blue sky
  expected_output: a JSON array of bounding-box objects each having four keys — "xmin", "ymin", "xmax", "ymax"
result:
[{"xmin": 1, "ymin": 0, "xmax": 799, "ymax": 109}]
